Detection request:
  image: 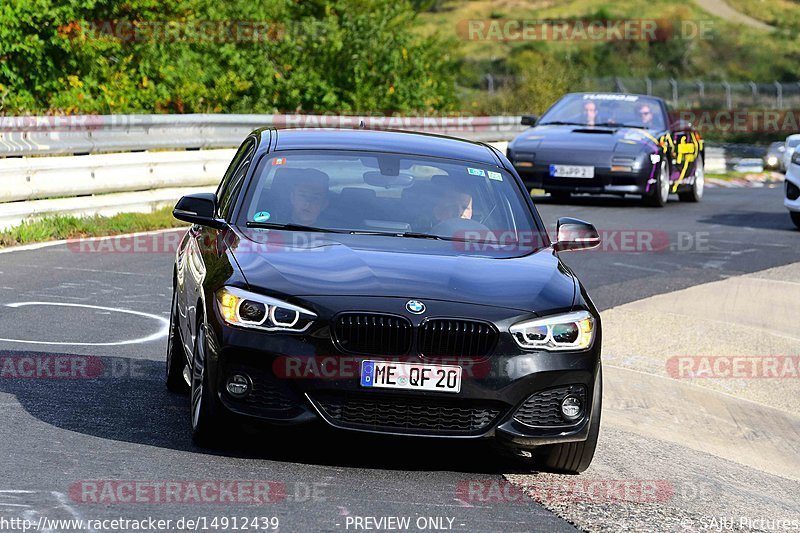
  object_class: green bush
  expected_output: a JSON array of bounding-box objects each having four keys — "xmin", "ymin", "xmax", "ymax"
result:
[{"xmin": 0, "ymin": 0, "xmax": 457, "ymax": 114}]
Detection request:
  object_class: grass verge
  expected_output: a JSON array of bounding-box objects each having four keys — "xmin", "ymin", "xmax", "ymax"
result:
[{"xmin": 0, "ymin": 206, "xmax": 187, "ymax": 248}]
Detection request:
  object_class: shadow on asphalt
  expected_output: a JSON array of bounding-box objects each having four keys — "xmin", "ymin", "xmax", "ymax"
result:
[
  {"xmin": 0, "ymin": 350, "xmax": 517, "ymax": 474},
  {"xmin": 698, "ymin": 210, "xmax": 799, "ymax": 231},
  {"xmin": 532, "ymin": 194, "xmax": 664, "ymax": 208}
]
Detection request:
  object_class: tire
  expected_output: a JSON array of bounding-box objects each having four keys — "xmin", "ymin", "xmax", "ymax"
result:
[
  {"xmin": 791, "ymin": 211, "xmax": 800, "ymax": 230},
  {"xmin": 530, "ymin": 365, "xmax": 603, "ymax": 474},
  {"xmin": 643, "ymin": 159, "xmax": 669, "ymax": 207},
  {"xmin": 190, "ymin": 318, "xmax": 225, "ymax": 446},
  {"xmin": 678, "ymin": 156, "xmax": 704, "ymax": 202},
  {"xmin": 166, "ymin": 287, "xmax": 190, "ymax": 393}
]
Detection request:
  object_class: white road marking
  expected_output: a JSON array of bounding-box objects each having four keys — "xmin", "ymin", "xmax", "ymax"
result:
[
  {"xmin": 53, "ymin": 491, "xmax": 96, "ymax": 533},
  {"xmin": 0, "ymin": 302, "xmax": 169, "ymax": 346},
  {"xmin": 611, "ymin": 262, "xmax": 666, "ymax": 273},
  {"xmin": 52, "ymin": 266, "xmax": 156, "ymax": 277},
  {"xmin": 747, "ymin": 278, "xmax": 800, "ymax": 286},
  {"xmin": 0, "ymin": 227, "xmax": 185, "ymax": 255}
]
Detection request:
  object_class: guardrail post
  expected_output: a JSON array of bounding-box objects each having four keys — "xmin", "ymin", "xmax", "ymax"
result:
[
  {"xmin": 645, "ymin": 77, "xmax": 652, "ymax": 96},
  {"xmin": 722, "ymin": 82, "xmax": 732, "ymax": 110},
  {"xmin": 749, "ymin": 81, "xmax": 758, "ymax": 106},
  {"xmin": 774, "ymin": 81, "xmax": 783, "ymax": 109},
  {"xmin": 670, "ymin": 78, "xmax": 678, "ymax": 109}
]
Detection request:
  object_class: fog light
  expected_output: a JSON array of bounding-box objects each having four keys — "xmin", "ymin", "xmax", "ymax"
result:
[
  {"xmin": 560, "ymin": 395, "xmax": 583, "ymax": 421},
  {"xmin": 226, "ymin": 374, "xmax": 251, "ymax": 397}
]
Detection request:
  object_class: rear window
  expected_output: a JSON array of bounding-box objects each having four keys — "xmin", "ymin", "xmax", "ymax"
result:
[{"xmin": 236, "ymin": 151, "xmax": 541, "ymax": 248}]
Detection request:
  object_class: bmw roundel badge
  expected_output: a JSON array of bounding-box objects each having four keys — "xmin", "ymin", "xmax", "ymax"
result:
[{"xmin": 405, "ymin": 300, "xmax": 426, "ymax": 314}]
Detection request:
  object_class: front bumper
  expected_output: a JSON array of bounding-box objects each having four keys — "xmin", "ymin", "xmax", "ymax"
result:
[
  {"xmin": 785, "ymin": 164, "xmax": 800, "ymax": 213},
  {"xmin": 203, "ymin": 296, "xmax": 602, "ymax": 446},
  {"xmin": 511, "ymin": 161, "xmax": 653, "ymax": 195}
]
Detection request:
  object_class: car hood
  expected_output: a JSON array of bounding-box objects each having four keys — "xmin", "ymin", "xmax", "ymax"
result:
[
  {"xmin": 228, "ymin": 228, "xmax": 576, "ymax": 313},
  {"xmin": 511, "ymin": 124, "xmax": 664, "ymax": 153}
]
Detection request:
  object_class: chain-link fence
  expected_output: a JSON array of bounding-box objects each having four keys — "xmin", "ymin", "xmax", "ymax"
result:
[
  {"xmin": 473, "ymin": 75, "xmax": 800, "ymax": 110},
  {"xmin": 572, "ymin": 77, "xmax": 800, "ymax": 110}
]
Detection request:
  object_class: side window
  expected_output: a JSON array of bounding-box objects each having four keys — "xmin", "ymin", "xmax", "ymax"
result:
[
  {"xmin": 216, "ymin": 139, "xmax": 254, "ymax": 207},
  {"xmin": 217, "ymin": 139, "xmax": 256, "ymax": 219}
]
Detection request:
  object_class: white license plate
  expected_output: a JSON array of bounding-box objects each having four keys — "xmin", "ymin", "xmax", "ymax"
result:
[
  {"xmin": 550, "ymin": 164, "xmax": 595, "ymax": 178},
  {"xmin": 360, "ymin": 361, "xmax": 462, "ymax": 393}
]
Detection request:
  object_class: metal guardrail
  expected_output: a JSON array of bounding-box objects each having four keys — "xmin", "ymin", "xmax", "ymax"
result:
[
  {"xmin": 0, "ymin": 114, "xmax": 527, "ymax": 157},
  {"xmin": 0, "ymin": 149, "xmax": 234, "ymax": 203}
]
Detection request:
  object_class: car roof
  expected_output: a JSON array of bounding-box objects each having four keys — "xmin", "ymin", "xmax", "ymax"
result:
[
  {"xmin": 255, "ymin": 128, "xmax": 500, "ymax": 166},
  {"xmin": 785, "ymin": 134, "xmax": 800, "ymax": 141}
]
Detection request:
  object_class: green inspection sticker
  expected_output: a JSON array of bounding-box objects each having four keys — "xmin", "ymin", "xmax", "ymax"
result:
[
  {"xmin": 467, "ymin": 167, "xmax": 486, "ymax": 177},
  {"xmin": 487, "ymin": 171, "xmax": 503, "ymax": 181}
]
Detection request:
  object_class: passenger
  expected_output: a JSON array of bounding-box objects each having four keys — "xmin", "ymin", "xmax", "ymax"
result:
[{"xmin": 637, "ymin": 103, "xmax": 654, "ymax": 127}]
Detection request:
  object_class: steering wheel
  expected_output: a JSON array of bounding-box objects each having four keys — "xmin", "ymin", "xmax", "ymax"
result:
[{"xmin": 430, "ymin": 217, "xmax": 491, "ymax": 237}]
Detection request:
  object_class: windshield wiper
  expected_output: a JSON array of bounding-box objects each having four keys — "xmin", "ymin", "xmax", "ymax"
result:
[
  {"xmin": 539, "ymin": 121, "xmax": 585, "ymax": 126},
  {"xmin": 593, "ymin": 122, "xmax": 648, "ymax": 129},
  {"xmin": 245, "ymin": 221, "xmax": 348, "ymax": 233},
  {"xmin": 350, "ymin": 230, "xmax": 447, "ymax": 240}
]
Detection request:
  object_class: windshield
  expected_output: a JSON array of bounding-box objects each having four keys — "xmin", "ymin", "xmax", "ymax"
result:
[
  {"xmin": 237, "ymin": 151, "xmax": 542, "ymax": 249},
  {"xmin": 539, "ymin": 93, "xmax": 666, "ymax": 130}
]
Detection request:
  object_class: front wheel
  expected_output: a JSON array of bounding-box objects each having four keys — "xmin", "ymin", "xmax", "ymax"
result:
[
  {"xmin": 530, "ymin": 366, "xmax": 602, "ymax": 474},
  {"xmin": 166, "ymin": 287, "xmax": 189, "ymax": 393},
  {"xmin": 643, "ymin": 160, "xmax": 669, "ymax": 207},
  {"xmin": 679, "ymin": 157, "xmax": 704, "ymax": 202},
  {"xmin": 791, "ymin": 211, "xmax": 800, "ymax": 229},
  {"xmin": 190, "ymin": 320, "xmax": 225, "ymax": 446}
]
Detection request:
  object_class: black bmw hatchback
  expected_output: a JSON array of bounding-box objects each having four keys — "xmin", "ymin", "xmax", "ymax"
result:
[{"xmin": 167, "ymin": 128, "xmax": 603, "ymax": 474}]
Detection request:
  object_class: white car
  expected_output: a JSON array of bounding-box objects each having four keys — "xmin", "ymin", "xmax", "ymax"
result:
[
  {"xmin": 782, "ymin": 134, "xmax": 800, "ymax": 171},
  {"xmin": 785, "ymin": 150, "xmax": 800, "ymax": 229}
]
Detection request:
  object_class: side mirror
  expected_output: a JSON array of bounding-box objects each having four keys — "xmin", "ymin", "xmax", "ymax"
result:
[
  {"xmin": 521, "ymin": 115, "xmax": 538, "ymax": 126},
  {"xmin": 173, "ymin": 193, "xmax": 226, "ymax": 228},
  {"xmin": 553, "ymin": 217, "xmax": 600, "ymax": 252}
]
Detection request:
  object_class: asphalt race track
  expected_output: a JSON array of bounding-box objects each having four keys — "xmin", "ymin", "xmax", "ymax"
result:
[{"xmin": 0, "ymin": 186, "xmax": 796, "ymax": 532}]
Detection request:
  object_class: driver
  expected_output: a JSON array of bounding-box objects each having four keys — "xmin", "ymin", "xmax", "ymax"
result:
[
  {"xmin": 289, "ymin": 171, "xmax": 330, "ymax": 225},
  {"xmin": 433, "ymin": 188, "xmax": 473, "ymax": 224},
  {"xmin": 582, "ymin": 100, "xmax": 599, "ymax": 126}
]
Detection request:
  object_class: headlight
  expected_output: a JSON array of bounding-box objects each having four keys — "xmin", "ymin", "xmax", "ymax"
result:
[
  {"xmin": 215, "ymin": 286, "xmax": 316, "ymax": 332},
  {"xmin": 509, "ymin": 310, "xmax": 595, "ymax": 351},
  {"xmin": 792, "ymin": 151, "xmax": 800, "ymax": 166}
]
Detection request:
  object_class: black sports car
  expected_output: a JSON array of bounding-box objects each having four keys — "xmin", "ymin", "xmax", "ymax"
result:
[
  {"xmin": 507, "ymin": 92, "xmax": 705, "ymax": 206},
  {"xmin": 167, "ymin": 128, "xmax": 603, "ymax": 473}
]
